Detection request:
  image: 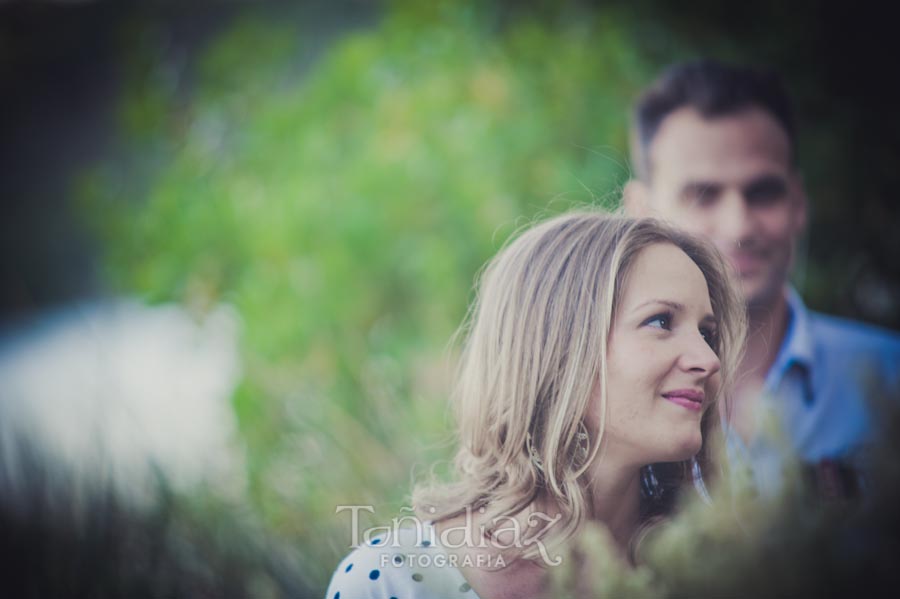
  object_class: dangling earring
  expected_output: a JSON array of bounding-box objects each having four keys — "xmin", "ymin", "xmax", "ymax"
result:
[
  {"xmin": 528, "ymin": 424, "xmax": 591, "ymax": 472},
  {"xmin": 640, "ymin": 464, "xmax": 663, "ymax": 501},
  {"xmin": 691, "ymin": 457, "xmax": 713, "ymax": 505},
  {"xmin": 574, "ymin": 422, "xmax": 591, "ymax": 467},
  {"xmin": 525, "ymin": 432, "xmax": 544, "ymax": 472}
]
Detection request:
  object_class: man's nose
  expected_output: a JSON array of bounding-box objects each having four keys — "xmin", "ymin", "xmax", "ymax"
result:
[
  {"xmin": 716, "ymin": 191, "xmax": 756, "ymax": 246},
  {"xmin": 678, "ymin": 331, "xmax": 722, "ymax": 377}
]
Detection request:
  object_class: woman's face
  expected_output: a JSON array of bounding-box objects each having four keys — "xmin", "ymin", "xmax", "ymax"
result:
[{"xmin": 599, "ymin": 242, "xmax": 722, "ymax": 466}]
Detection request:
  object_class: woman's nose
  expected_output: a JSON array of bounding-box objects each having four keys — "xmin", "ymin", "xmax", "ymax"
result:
[{"xmin": 678, "ymin": 331, "xmax": 721, "ymax": 377}]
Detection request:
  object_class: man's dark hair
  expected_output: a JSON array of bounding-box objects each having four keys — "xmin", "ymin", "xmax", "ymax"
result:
[{"xmin": 631, "ymin": 59, "xmax": 796, "ymax": 180}]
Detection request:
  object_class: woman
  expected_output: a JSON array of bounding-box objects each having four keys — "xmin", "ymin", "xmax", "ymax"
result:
[{"xmin": 326, "ymin": 212, "xmax": 746, "ymax": 599}]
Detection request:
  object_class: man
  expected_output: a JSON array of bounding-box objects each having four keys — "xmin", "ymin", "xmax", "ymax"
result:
[{"xmin": 623, "ymin": 59, "xmax": 900, "ymax": 494}]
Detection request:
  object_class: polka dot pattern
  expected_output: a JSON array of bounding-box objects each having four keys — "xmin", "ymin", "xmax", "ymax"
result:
[{"xmin": 327, "ymin": 527, "xmax": 477, "ymax": 598}]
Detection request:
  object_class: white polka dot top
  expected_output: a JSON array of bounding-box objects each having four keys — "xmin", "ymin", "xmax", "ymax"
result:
[{"xmin": 325, "ymin": 523, "xmax": 482, "ymax": 599}]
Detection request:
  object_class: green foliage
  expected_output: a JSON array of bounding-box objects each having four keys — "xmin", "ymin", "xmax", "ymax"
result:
[{"xmin": 80, "ymin": 3, "xmax": 667, "ymax": 591}]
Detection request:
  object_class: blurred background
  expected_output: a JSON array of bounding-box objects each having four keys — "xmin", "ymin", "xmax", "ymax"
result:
[{"xmin": 2, "ymin": 0, "xmax": 899, "ymax": 596}]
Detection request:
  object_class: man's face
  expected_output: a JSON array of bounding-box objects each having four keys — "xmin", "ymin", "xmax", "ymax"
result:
[{"xmin": 630, "ymin": 106, "xmax": 806, "ymax": 310}]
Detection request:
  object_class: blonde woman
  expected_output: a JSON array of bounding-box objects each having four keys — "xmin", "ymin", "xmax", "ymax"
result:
[{"xmin": 326, "ymin": 212, "xmax": 746, "ymax": 599}]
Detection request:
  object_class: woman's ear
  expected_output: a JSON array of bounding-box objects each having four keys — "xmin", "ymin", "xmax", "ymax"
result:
[{"xmin": 622, "ymin": 180, "xmax": 651, "ymax": 217}]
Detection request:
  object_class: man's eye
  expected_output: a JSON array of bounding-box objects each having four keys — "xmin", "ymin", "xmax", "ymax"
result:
[
  {"xmin": 744, "ymin": 179, "xmax": 787, "ymax": 206},
  {"xmin": 643, "ymin": 313, "xmax": 672, "ymax": 330}
]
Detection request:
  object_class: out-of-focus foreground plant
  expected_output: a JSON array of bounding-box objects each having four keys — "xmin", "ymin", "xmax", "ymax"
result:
[{"xmin": 552, "ymin": 383, "xmax": 900, "ymax": 597}]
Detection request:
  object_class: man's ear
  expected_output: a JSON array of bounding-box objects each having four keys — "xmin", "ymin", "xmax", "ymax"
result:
[{"xmin": 623, "ymin": 179, "xmax": 652, "ymax": 217}]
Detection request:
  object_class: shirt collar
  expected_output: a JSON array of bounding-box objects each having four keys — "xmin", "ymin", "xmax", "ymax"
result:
[{"xmin": 764, "ymin": 286, "xmax": 815, "ymax": 392}]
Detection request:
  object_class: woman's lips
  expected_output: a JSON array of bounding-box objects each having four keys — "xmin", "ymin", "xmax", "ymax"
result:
[{"xmin": 662, "ymin": 389, "xmax": 704, "ymax": 411}]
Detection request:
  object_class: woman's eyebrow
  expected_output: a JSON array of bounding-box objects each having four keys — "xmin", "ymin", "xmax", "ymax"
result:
[{"xmin": 631, "ymin": 299, "xmax": 684, "ymax": 313}]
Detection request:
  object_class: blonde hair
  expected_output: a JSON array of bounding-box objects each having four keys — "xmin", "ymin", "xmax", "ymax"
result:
[{"xmin": 413, "ymin": 211, "xmax": 746, "ymax": 562}]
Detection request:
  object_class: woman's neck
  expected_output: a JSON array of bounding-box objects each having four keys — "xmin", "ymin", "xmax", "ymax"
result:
[{"xmin": 584, "ymin": 452, "xmax": 642, "ymax": 553}]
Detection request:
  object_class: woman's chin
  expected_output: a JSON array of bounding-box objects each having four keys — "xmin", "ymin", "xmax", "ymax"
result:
[{"xmin": 663, "ymin": 433, "xmax": 703, "ymax": 463}]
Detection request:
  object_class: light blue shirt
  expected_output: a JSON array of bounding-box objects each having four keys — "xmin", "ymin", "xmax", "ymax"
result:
[{"xmin": 730, "ymin": 288, "xmax": 900, "ymax": 493}]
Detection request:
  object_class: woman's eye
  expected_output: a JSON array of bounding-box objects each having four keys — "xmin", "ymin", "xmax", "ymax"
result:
[
  {"xmin": 643, "ymin": 313, "xmax": 671, "ymax": 330},
  {"xmin": 700, "ymin": 327, "xmax": 717, "ymax": 347}
]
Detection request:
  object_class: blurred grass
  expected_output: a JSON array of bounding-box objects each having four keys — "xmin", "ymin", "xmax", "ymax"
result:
[{"xmin": 75, "ymin": 1, "xmax": 686, "ymax": 592}]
